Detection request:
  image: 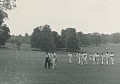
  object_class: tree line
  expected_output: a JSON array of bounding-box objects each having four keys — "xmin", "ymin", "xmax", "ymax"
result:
[
  {"xmin": 29, "ymin": 24, "xmax": 120, "ymax": 51},
  {"xmin": 7, "ymin": 24, "xmax": 120, "ymax": 51}
]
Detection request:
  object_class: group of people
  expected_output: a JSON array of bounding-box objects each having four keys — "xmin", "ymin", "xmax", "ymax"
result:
[
  {"xmin": 45, "ymin": 51, "xmax": 114, "ymax": 69},
  {"xmin": 68, "ymin": 52, "xmax": 114, "ymax": 65},
  {"xmin": 45, "ymin": 51, "xmax": 57, "ymax": 69}
]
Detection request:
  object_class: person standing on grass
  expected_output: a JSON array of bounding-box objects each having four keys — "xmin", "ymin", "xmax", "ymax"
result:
[
  {"xmin": 105, "ymin": 52, "xmax": 110, "ymax": 65},
  {"xmin": 88, "ymin": 53, "xmax": 92, "ymax": 60},
  {"xmin": 101, "ymin": 53, "xmax": 105, "ymax": 65},
  {"xmin": 80, "ymin": 52, "xmax": 84, "ymax": 65},
  {"xmin": 83, "ymin": 52, "xmax": 88, "ymax": 65},
  {"xmin": 110, "ymin": 52, "xmax": 114, "ymax": 65},
  {"xmin": 68, "ymin": 52, "xmax": 72, "ymax": 64},
  {"xmin": 45, "ymin": 52, "xmax": 51, "ymax": 68},
  {"xmin": 95, "ymin": 53, "xmax": 100, "ymax": 65},
  {"xmin": 51, "ymin": 51, "xmax": 57, "ymax": 69},
  {"xmin": 93, "ymin": 53, "xmax": 96, "ymax": 65},
  {"xmin": 76, "ymin": 51, "xmax": 81, "ymax": 64}
]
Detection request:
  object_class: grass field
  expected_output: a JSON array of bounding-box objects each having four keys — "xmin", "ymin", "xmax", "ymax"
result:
[{"xmin": 0, "ymin": 43, "xmax": 120, "ymax": 84}]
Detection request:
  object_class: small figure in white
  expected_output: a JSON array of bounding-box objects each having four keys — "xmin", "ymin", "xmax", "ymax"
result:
[
  {"xmin": 105, "ymin": 52, "xmax": 110, "ymax": 65},
  {"xmin": 81, "ymin": 52, "xmax": 84, "ymax": 65},
  {"xmin": 89, "ymin": 53, "xmax": 93, "ymax": 60},
  {"xmin": 68, "ymin": 52, "xmax": 72, "ymax": 64},
  {"xmin": 83, "ymin": 52, "xmax": 88, "ymax": 65},
  {"xmin": 110, "ymin": 52, "xmax": 114, "ymax": 65},
  {"xmin": 51, "ymin": 51, "xmax": 57, "ymax": 69},
  {"xmin": 101, "ymin": 53, "xmax": 105, "ymax": 65},
  {"xmin": 93, "ymin": 53, "xmax": 96, "ymax": 65},
  {"xmin": 76, "ymin": 51, "xmax": 81, "ymax": 64},
  {"xmin": 95, "ymin": 53, "xmax": 99, "ymax": 65}
]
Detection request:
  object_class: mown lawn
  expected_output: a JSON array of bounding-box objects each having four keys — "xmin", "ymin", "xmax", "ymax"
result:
[{"xmin": 0, "ymin": 43, "xmax": 120, "ymax": 84}]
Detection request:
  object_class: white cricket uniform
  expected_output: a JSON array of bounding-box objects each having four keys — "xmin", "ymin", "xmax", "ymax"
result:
[
  {"xmin": 81, "ymin": 54, "xmax": 84, "ymax": 65},
  {"xmin": 110, "ymin": 53, "xmax": 114, "ymax": 65},
  {"xmin": 95, "ymin": 54, "xmax": 99, "ymax": 65},
  {"xmin": 93, "ymin": 53, "xmax": 96, "ymax": 65},
  {"xmin": 68, "ymin": 53, "xmax": 72, "ymax": 63},
  {"xmin": 89, "ymin": 54, "xmax": 93, "ymax": 60},
  {"xmin": 101, "ymin": 54, "xmax": 105, "ymax": 65},
  {"xmin": 106, "ymin": 53, "xmax": 110, "ymax": 65},
  {"xmin": 76, "ymin": 53, "xmax": 81, "ymax": 64},
  {"xmin": 83, "ymin": 53, "xmax": 88, "ymax": 64},
  {"xmin": 51, "ymin": 53, "xmax": 57, "ymax": 69}
]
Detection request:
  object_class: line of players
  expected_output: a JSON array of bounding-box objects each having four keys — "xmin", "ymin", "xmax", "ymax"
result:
[{"xmin": 68, "ymin": 52, "xmax": 114, "ymax": 65}]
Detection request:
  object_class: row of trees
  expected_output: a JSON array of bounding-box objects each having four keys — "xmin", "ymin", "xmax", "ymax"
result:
[
  {"xmin": 8, "ymin": 33, "xmax": 30, "ymax": 49},
  {"xmin": 30, "ymin": 24, "xmax": 120, "ymax": 51},
  {"xmin": 9, "ymin": 33, "xmax": 30, "ymax": 44},
  {"xmin": 0, "ymin": 0, "xmax": 16, "ymax": 47}
]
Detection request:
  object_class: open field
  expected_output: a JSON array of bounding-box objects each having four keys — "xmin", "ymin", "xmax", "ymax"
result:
[{"xmin": 0, "ymin": 43, "xmax": 120, "ymax": 84}]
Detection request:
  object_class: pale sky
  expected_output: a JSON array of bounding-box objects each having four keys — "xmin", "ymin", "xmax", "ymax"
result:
[{"xmin": 4, "ymin": 0, "xmax": 120, "ymax": 35}]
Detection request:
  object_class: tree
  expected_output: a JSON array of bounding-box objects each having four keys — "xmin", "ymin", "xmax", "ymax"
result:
[
  {"xmin": 65, "ymin": 28, "xmax": 79, "ymax": 51},
  {"xmin": 0, "ymin": 10, "xmax": 8, "ymax": 26},
  {"xmin": 0, "ymin": 0, "xmax": 16, "ymax": 26},
  {"xmin": 60, "ymin": 29, "xmax": 66, "ymax": 48},
  {"xmin": 0, "ymin": 24, "xmax": 10, "ymax": 46},
  {"xmin": 41, "ymin": 25, "xmax": 55, "ymax": 51},
  {"xmin": 112, "ymin": 33, "xmax": 120, "ymax": 43},
  {"xmin": 52, "ymin": 31, "xmax": 61, "ymax": 48},
  {"xmin": 100, "ymin": 33, "xmax": 111, "ymax": 44},
  {"xmin": 23, "ymin": 33, "xmax": 30, "ymax": 44},
  {"xmin": 91, "ymin": 32, "xmax": 101, "ymax": 46},
  {"xmin": 0, "ymin": 0, "xmax": 16, "ymax": 46},
  {"xmin": 31, "ymin": 25, "xmax": 55, "ymax": 51},
  {"xmin": 31, "ymin": 27, "xmax": 41, "ymax": 48},
  {"xmin": 77, "ymin": 32, "xmax": 90, "ymax": 47}
]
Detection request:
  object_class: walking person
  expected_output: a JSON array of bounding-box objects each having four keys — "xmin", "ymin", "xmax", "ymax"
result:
[
  {"xmin": 51, "ymin": 51, "xmax": 57, "ymax": 69},
  {"xmin": 89, "ymin": 53, "xmax": 93, "ymax": 60},
  {"xmin": 76, "ymin": 51, "xmax": 81, "ymax": 64},
  {"xmin": 68, "ymin": 52, "xmax": 72, "ymax": 64},
  {"xmin": 105, "ymin": 52, "xmax": 110, "ymax": 65},
  {"xmin": 45, "ymin": 52, "xmax": 51, "ymax": 68},
  {"xmin": 93, "ymin": 53, "xmax": 96, "ymax": 65},
  {"xmin": 101, "ymin": 53, "xmax": 105, "ymax": 65},
  {"xmin": 96, "ymin": 53, "xmax": 99, "ymax": 65},
  {"xmin": 83, "ymin": 52, "xmax": 88, "ymax": 65},
  {"xmin": 110, "ymin": 52, "xmax": 114, "ymax": 65},
  {"xmin": 81, "ymin": 52, "xmax": 84, "ymax": 65}
]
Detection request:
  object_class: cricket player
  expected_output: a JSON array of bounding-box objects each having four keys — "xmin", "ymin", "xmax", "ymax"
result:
[
  {"xmin": 76, "ymin": 52, "xmax": 81, "ymax": 64},
  {"xmin": 45, "ymin": 52, "xmax": 51, "ymax": 68},
  {"xmin": 68, "ymin": 52, "xmax": 72, "ymax": 64},
  {"xmin": 95, "ymin": 53, "xmax": 100, "ymax": 65},
  {"xmin": 93, "ymin": 53, "xmax": 96, "ymax": 65},
  {"xmin": 89, "ymin": 53, "xmax": 93, "ymax": 60},
  {"xmin": 83, "ymin": 52, "xmax": 88, "ymax": 65},
  {"xmin": 101, "ymin": 53, "xmax": 105, "ymax": 65},
  {"xmin": 81, "ymin": 52, "xmax": 84, "ymax": 65},
  {"xmin": 110, "ymin": 52, "xmax": 114, "ymax": 65},
  {"xmin": 105, "ymin": 52, "xmax": 110, "ymax": 65},
  {"xmin": 51, "ymin": 51, "xmax": 57, "ymax": 69}
]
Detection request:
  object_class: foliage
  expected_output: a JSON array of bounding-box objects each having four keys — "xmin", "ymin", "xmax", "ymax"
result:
[
  {"xmin": 0, "ymin": 0, "xmax": 16, "ymax": 46},
  {"xmin": 112, "ymin": 33, "xmax": 120, "ymax": 43},
  {"xmin": 0, "ymin": 0, "xmax": 16, "ymax": 10},
  {"xmin": 91, "ymin": 32, "xmax": 101, "ymax": 46},
  {"xmin": 65, "ymin": 28, "xmax": 79, "ymax": 51},
  {"xmin": 31, "ymin": 25, "xmax": 55, "ymax": 51},
  {"xmin": 0, "ymin": 24, "xmax": 10, "ymax": 46},
  {"xmin": 8, "ymin": 33, "xmax": 30, "ymax": 44}
]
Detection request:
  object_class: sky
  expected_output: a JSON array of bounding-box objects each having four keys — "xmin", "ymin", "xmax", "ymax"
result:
[{"xmin": 4, "ymin": 0, "xmax": 120, "ymax": 35}]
